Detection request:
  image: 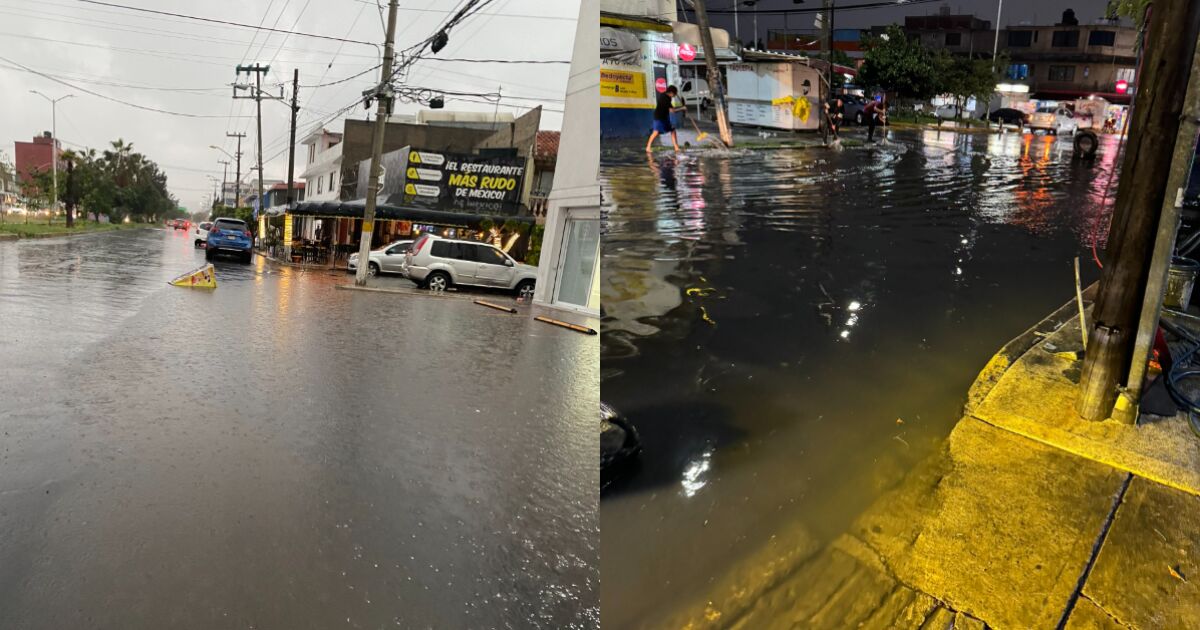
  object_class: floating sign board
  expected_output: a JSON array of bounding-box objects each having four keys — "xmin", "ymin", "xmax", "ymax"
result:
[{"xmin": 169, "ymin": 264, "xmax": 216, "ymax": 289}]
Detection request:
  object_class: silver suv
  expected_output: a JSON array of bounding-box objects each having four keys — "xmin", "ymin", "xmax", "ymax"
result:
[{"xmin": 403, "ymin": 234, "xmax": 537, "ymax": 298}]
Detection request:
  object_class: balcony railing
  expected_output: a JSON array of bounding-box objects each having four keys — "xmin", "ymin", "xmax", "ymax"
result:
[{"xmin": 529, "ymin": 194, "xmax": 550, "ymax": 222}]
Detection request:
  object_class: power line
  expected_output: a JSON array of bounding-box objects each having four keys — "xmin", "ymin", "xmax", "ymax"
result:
[
  {"xmin": 299, "ymin": 64, "xmax": 381, "ymax": 88},
  {"xmin": 73, "ymin": 0, "xmax": 378, "ymax": 47},
  {"xmin": 422, "ymin": 58, "xmax": 569, "ymax": 64},
  {"xmin": 344, "ymin": 0, "xmax": 575, "ymax": 21},
  {"xmin": 0, "ymin": 54, "xmax": 254, "ymax": 119}
]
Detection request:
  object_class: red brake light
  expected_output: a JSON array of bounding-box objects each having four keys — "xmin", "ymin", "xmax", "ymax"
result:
[
  {"xmin": 413, "ymin": 236, "xmax": 429, "ymax": 254},
  {"xmin": 244, "ymin": 230, "xmax": 252, "ymax": 238}
]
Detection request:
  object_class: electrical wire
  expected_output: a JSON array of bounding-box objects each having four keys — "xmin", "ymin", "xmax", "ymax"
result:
[
  {"xmin": 344, "ymin": 0, "xmax": 575, "ymax": 21},
  {"xmin": 1154, "ymin": 316, "xmax": 1200, "ymax": 438},
  {"xmin": 73, "ymin": 0, "xmax": 377, "ymax": 46},
  {"xmin": 421, "ymin": 57, "xmax": 569, "ymax": 64},
  {"xmin": 0, "ymin": 55, "xmax": 254, "ymax": 118}
]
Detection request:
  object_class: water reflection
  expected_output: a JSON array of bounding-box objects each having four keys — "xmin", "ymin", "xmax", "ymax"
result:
[{"xmin": 600, "ymin": 130, "xmax": 1121, "ymax": 629}]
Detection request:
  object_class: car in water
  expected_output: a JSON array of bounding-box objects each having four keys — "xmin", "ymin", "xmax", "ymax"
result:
[
  {"xmin": 204, "ymin": 217, "xmax": 253, "ymax": 264},
  {"xmin": 402, "ymin": 234, "xmax": 537, "ymax": 298},
  {"xmin": 1027, "ymin": 105, "xmax": 1078, "ymax": 135},
  {"xmin": 347, "ymin": 239, "xmax": 413, "ymax": 276},
  {"xmin": 169, "ymin": 218, "xmax": 188, "ymax": 230},
  {"xmin": 988, "ymin": 108, "xmax": 1028, "ymax": 128},
  {"xmin": 194, "ymin": 221, "xmax": 213, "ymax": 248}
]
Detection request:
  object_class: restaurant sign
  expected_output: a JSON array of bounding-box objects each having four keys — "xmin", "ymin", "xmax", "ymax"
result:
[{"xmin": 360, "ymin": 147, "xmax": 527, "ymax": 216}]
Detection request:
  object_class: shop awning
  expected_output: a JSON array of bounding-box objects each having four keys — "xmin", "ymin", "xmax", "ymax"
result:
[
  {"xmin": 284, "ymin": 200, "xmax": 535, "ymax": 227},
  {"xmin": 601, "ymin": 26, "xmax": 642, "ymax": 65}
]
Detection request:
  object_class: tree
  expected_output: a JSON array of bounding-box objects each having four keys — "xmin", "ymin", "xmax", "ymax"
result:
[
  {"xmin": 934, "ymin": 52, "xmax": 1002, "ymax": 119},
  {"xmin": 857, "ymin": 24, "xmax": 939, "ymax": 103}
]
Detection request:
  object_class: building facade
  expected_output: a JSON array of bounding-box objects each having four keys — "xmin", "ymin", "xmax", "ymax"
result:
[
  {"xmin": 903, "ymin": 10, "xmax": 1137, "ymax": 104},
  {"xmin": 600, "ymin": 0, "xmax": 679, "ymax": 138},
  {"xmin": 14, "ymin": 132, "xmax": 61, "ymax": 189},
  {"xmin": 300, "ymin": 128, "xmax": 344, "ymax": 203},
  {"xmin": 535, "ymin": 0, "xmax": 600, "ymax": 316}
]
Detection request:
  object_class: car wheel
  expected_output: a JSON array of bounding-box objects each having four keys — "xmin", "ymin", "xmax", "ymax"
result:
[
  {"xmin": 515, "ymin": 280, "xmax": 535, "ymax": 300},
  {"xmin": 855, "ymin": 112, "xmax": 864, "ymax": 125},
  {"xmin": 205, "ymin": 247, "xmax": 214, "ymax": 261},
  {"xmin": 426, "ymin": 271, "xmax": 451, "ymax": 292},
  {"xmin": 242, "ymin": 251, "xmax": 252, "ymax": 264},
  {"xmin": 368, "ymin": 262, "xmax": 380, "ymax": 277}
]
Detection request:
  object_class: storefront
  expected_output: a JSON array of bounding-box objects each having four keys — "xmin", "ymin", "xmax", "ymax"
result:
[
  {"xmin": 600, "ymin": 13, "xmax": 678, "ymax": 139},
  {"xmin": 265, "ymin": 202, "xmax": 536, "ymax": 265}
]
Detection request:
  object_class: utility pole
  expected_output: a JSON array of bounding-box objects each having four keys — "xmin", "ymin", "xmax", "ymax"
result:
[
  {"xmin": 820, "ymin": 0, "xmax": 832, "ymax": 143},
  {"xmin": 1077, "ymin": 2, "xmax": 1200, "ymax": 421},
  {"xmin": 226, "ymin": 132, "xmax": 245, "ymax": 207},
  {"xmin": 29, "ymin": 91, "xmax": 73, "ymax": 216},
  {"xmin": 217, "ymin": 159, "xmax": 230, "ymax": 209},
  {"xmin": 235, "ymin": 64, "xmax": 270, "ymax": 223},
  {"xmin": 691, "ymin": 0, "xmax": 734, "ymax": 147},
  {"xmin": 354, "ymin": 0, "xmax": 399, "ymax": 286},
  {"xmin": 287, "ymin": 68, "xmax": 300, "ymax": 207}
]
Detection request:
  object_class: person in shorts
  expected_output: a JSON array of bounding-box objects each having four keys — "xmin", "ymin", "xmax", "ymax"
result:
[{"xmin": 647, "ymin": 85, "xmax": 684, "ymax": 152}]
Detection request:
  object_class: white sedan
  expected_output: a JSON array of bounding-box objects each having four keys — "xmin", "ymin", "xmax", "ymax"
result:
[{"xmin": 348, "ymin": 240, "xmax": 413, "ymax": 276}]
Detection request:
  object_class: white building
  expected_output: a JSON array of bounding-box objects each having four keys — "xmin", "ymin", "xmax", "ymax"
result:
[
  {"xmin": 300, "ymin": 128, "xmax": 344, "ymax": 202},
  {"xmin": 534, "ymin": 0, "xmax": 600, "ymax": 316}
]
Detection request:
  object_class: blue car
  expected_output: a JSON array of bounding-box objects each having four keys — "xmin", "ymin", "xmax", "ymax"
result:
[{"xmin": 204, "ymin": 217, "xmax": 254, "ymax": 264}]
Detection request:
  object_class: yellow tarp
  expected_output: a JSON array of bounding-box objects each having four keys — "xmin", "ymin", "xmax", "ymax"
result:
[{"xmin": 169, "ymin": 263, "xmax": 217, "ymax": 289}]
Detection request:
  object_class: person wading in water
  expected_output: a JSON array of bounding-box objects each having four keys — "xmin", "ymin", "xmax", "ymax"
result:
[{"xmin": 647, "ymin": 85, "xmax": 685, "ymax": 153}]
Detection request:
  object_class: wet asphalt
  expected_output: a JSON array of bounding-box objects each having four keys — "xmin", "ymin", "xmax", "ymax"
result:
[
  {"xmin": 0, "ymin": 228, "xmax": 598, "ymax": 629},
  {"xmin": 600, "ymin": 129, "xmax": 1121, "ymax": 627}
]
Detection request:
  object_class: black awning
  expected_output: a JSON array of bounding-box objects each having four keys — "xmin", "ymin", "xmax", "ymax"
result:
[{"xmin": 287, "ymin": 200, "xmax": 535, "ymax": 227}]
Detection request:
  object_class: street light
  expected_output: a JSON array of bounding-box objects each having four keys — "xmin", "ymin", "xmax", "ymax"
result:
[
  {"xmin": 29, "ymin": 91, "xmax": 74, "ymax": 214},
  {"xmin": 209, "ymin": 145, "xmax": 235, "ymax": 160}
]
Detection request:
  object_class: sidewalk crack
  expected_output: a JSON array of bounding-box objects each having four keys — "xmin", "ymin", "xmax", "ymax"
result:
[{"xmin": 1055, "ymin": 472, "xmax": 1133, "ymax": 630}]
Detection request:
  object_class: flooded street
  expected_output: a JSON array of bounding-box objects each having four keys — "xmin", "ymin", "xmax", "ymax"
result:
[
  {"xmin": 0, "ymin": 229, "xmax": 598, "ymax": 629},
  {"xmin": 600, "ymin": 130, "xmax": 1121, "ymax": 628}
]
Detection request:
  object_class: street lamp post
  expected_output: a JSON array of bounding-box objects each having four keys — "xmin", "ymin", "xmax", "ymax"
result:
[
  {"xmin": 29, "ymin": 91, "xmax": 74, "ymax": 215},
  {"xmin": 992, "ymin": 0, "xmax": 1003, "ymax": 70}
]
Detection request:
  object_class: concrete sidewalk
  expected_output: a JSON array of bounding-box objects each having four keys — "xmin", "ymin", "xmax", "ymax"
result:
[{"xmin": 656, "ymin": 291, "xmax": 1200, "ymax": 630}]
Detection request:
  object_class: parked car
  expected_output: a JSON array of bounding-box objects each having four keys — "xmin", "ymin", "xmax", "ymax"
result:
[
  {"xmin": 347, "ymin": 239, "xmax": 412, "ymax": 276},
  {"xmin": 842, "ymin": 95, "xmax": 870, "ymax": 125},
  {"xmin": 680, "ymin": 78, "xmax": 712, "ymax": 110},
  {"xmin": 204, "ymin": 217, "xmax": 253, "ymax": 264},
  {"xmin": 1027, "ymin": 105, "xmax": 1078, "ymax": 135},
  {"xmin": 403, "ymin": 234, "xmax": 537, "ymax": 298},
  {"xmin": 194, "ymin": 221, "xmax": 212, "ymax": 248},
  {"xmin": 988, "ymin": 108, "xmax": 1028, "ymax": 127}
]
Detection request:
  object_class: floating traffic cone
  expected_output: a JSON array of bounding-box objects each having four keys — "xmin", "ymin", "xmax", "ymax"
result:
[{"xmin": 169, "ymin": 263, "xmax": 217, "ymax": 289}]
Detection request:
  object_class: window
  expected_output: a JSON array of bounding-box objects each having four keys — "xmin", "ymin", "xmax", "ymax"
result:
[
  {"xmin": 430, "ymin": 241, "xmax": 453, "ymax": 258},
  {"xmin": 477, "ymin": 246, "xmax": 508, "ymax": 266},
  {"xmin": 1116, "ymin": 67, "xmax": 1136, "ymax": 83},
  {"xmin": 307, "ymin": 145, "xmax": 314, "ymax": 164},
  {"xmin": 316, "ymin": 177, "xmax": 323, "ymax": 194},
  {"xmin": 1088, "ymin": 30, "xmax": 1116, "ymax": 46},
  {"xmin": 1048, "ymin": 65, "xmax": 1076, "ymax": 82},
  {"xmin": 1006, "ymin": 64, "xmax": 1029, "ymax": 80},
  {"xmin": 1052, "ymin": 30, "xmax": 1079, "ymax": 47},
  {"xmin": 328, "ymin": 172, "xmax": 334, "ymax": 193},
  {"xmin": 1007, "ymin": 31, "xmax": 1032, "ymax": 47},
  {"xmin": 945, "ymin": 32, "xmax": 961, "ymax": 46}
]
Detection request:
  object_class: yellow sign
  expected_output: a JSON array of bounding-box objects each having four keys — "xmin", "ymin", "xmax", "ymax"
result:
[
  {"xmin": 405, "ymin": 183, "xmax": 417, "ymax": 195},
  {"xmin": 601, "ymin": 69, "xmax": 647, "ymax": 100},
  {"xmin": 409, "ymin": 152, "xmax": 421, "ymax": 164},
  {"xmin": 283, "ymin": 214, "xmax": 293, "ymax": 246},
  {"xmin": 169, "ymin": 264, "xmax": 217, "ymax": 289}
]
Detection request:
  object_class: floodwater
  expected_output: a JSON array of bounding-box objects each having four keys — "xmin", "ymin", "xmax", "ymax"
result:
[
  {"xmin": 600, "ymin": 130, "xmax": 1122, "ymax": 628},
  {"xmin": 0, "ymin": 228, "xmax": 598, "ymax": 629}
]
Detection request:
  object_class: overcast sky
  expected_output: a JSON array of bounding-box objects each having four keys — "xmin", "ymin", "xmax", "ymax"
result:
[
  {"xmin": 0, "ymin": 0, "xmax": 579, "ymax": 213},
  {"xmin": 700, "ymin": 0, "xmax": 1125, "ymax": 43}
]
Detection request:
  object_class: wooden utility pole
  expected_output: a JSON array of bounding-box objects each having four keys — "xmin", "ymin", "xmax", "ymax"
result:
[
  {"xmin": 287, "ymin": 69, "xmax": 300, "ymax": 207},
  {"xmin": 226, "ymin": 132, "xmax": 245, "ymax": 207},
  {"xmin": 1077, "ymin": 2, "xmax": 1200, "ymax": 421},
  {"xmin": 691, "ymin": 0, "xmax": 734, "ymax": 147},
  {"xmin": 821, "ymin": 0, "xmax": 833, "ymax": 143},
  {"xmin": 353, "ymin": 0, "xmax": 399, "ymax": 286}
]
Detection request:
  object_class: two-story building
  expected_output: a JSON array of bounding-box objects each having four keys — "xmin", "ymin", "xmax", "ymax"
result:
[
  {"xmin": 902, "ymin": 9, "xmax": 1137, "ymax": 105},
  {"xmin": 299, "ymin": 128, "xmax": 344, "ymax": 202}
]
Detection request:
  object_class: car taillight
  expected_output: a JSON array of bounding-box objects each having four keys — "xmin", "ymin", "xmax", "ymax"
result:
[
  {"xmin": 413, "ymin": 236, "xmax": 428, "ymax": 254},
  {"xmin": 244, "ymin": 230, "xmax": 252, "ymax": 238}
]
